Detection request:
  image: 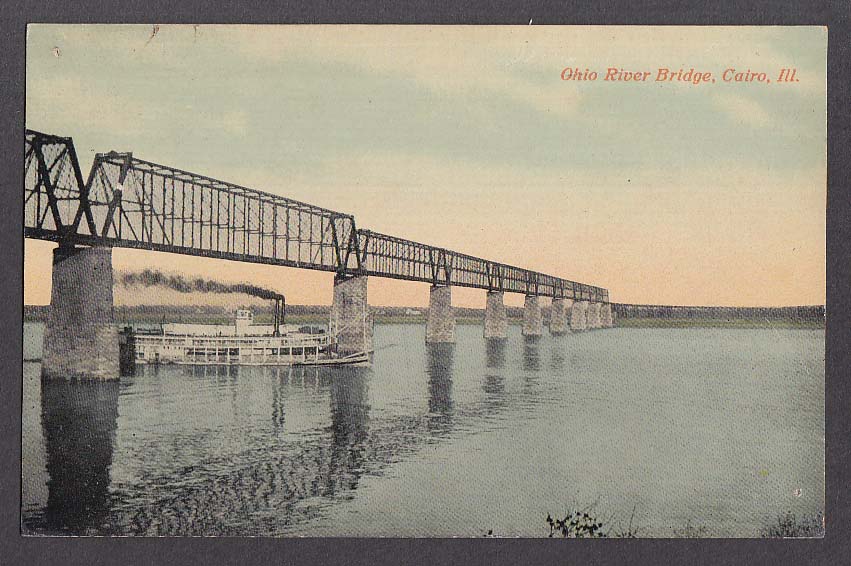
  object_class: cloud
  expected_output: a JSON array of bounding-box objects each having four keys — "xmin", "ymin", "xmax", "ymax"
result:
[
  {"xmin": 222, "ymin": 26, "xmax": 586, "ymax": 117},
  {"xmin": 26, "ymin": 74, "xmax": 165, "ymax": 139},
  {"xmin": 711, "ymin": 92, "xmax": 771, "ymax": 127},
  {"xmin": 219, "ymin": 110, "xmax": 248, "ymax": 136}
]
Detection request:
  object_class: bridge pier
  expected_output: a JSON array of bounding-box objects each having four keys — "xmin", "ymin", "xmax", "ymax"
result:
[
  {"xmin": 42, "ymin": 245, "xmax": 119, "ymax": 380},
  {"xmin": 600, "ymin": 303, "xmax": 614, "ymax": 328},
  {"xmin": 549, "ymin": 298, "xmax": 570, "ymax": 336},
  {"xmin": 587, "ymin": 302, "xmax": 602, "ymax": 329},
  {"xmin": 522, "ymin": 295, "xmax": 543, "ymax": 337},
  {"xmin": 570, "ymin": 300, "xmax": 588, "ymax": 332},
  {"xmin": 330, "ymin": 274, "xmax": 373, "ymax": 356},
  {"xmin": 426, "ymin": 284, "xmax": 455, "ymax": 344},
  {"xmin": 483, "ymin": 290, "xmax": 508, "ymax": 340}
]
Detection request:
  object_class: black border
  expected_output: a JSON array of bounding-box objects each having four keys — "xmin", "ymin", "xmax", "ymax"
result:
[{"xmin": 2, "ymin": 2, "xmax": 849, "ymax": 564}]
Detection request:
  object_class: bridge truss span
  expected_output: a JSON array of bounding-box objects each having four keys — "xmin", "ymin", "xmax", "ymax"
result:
[
  {"xmin": 357, "ymin": 229, "xmax": 608, "ymax": 302},
  {"xmin": 24, "ymin": 129, "xmax": 609, "ymax": 302},
  {"xmin": 25, "ymin": 130, "xmax": 362, "ymax": 274}
]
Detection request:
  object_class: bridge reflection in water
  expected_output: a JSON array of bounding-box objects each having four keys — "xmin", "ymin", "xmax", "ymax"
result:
[
  {"xmin": 522, "ymin": 336, "xmax": 542, "ymax": 373},
  {"xmin": 28, "ymin": 330, "xmax": 552, "ymax": 536},
  {"xmin": 483, "ymin": 339, "xmax": 508, "ymax": 412},
  {"xmin": 426, "ymin": 344, "xmax": 455, "ymax": 436},
  {"xmin": 39, "ymin": 378, "xmax": 120, "ymax": 535}
]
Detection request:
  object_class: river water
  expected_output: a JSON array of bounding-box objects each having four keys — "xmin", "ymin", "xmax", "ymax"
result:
[{"xmin": 21, "ymin": 323, "xmax": 824, "ymax": 537}]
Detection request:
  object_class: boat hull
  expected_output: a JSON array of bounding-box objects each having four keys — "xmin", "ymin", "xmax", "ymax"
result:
[{"xmin": 135, "ymin": 353, "xmax": 371, "ymax": 367}]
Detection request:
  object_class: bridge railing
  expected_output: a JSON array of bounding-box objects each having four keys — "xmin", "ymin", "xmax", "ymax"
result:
[{"xmin": 25, "ymin": 129, "xmax": 609, "ymax": 302}]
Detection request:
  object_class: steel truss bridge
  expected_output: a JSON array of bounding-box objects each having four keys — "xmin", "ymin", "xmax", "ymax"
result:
[{"xmin": 24, "ymin": 129, "xmax": 609, "ymax": 302}]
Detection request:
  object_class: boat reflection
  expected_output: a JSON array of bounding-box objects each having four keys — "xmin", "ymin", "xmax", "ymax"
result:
[
  {"xmin": 271, "ymin": 369, "xmax": 286, "ymax": 431},
  {"xmin": 32, "ymin": 333, "xmax": 551, "ymax": 535},
  {"xmin": 116, "ymin": 365, "xmax": 372, "ymax": 535}
]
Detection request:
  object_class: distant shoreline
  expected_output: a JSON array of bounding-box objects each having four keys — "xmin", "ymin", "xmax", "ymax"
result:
[
  {"xmin": 614, "ymin": 317, "xmax": 824, "ymax": 329},
  {"xmin": 23, "ymin": 305, "xmax": 825, "ymax": 329}
]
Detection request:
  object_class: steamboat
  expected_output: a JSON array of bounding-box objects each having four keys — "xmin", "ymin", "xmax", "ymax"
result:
[{"xmin": 120, "ymin": 297, "xmax": 371, "ymax": 368}]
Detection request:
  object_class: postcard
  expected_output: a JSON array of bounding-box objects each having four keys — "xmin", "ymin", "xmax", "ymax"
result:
[{"xmin": 22, "ymin": 24, "xmax": 825, "ymax": 537}]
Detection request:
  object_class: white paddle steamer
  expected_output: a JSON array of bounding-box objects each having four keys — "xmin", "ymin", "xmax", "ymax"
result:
[{"xmin": 123, "ymin": 298, "xmax": 370, "ymax": 367}]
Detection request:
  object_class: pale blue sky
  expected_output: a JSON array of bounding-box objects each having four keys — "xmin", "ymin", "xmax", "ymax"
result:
[{"xmin": 25, "ymin": 25, "xmax": 826, "ymax": 307}]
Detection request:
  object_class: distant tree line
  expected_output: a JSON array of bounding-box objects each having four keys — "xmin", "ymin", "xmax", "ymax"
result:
[
  {"xmin": 25, "ymin": 303, "xmax": 519, "ymax": 322},
  {"xmin": 26, "ymin": 302, "xmax": 824, "ymax": 324},
  {"xmin": 611, "ymin": 303, "xmax": 825, "ymax": 320}
]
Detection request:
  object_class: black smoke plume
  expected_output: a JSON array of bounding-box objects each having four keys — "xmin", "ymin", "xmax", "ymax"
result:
[{"xmin": 117, "ymin": 269, "xmax": 283, "ymax": 300}]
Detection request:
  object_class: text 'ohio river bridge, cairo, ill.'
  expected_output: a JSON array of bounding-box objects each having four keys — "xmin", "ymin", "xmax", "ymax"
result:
[{"xmin": 24, "ymin": 129, "xmax": 613, "ymax": 379}]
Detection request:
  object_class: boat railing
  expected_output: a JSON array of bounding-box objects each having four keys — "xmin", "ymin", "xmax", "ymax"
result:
[{"xmin": 139, "ymin": 333, "xmax": 332, "ymax": 347}]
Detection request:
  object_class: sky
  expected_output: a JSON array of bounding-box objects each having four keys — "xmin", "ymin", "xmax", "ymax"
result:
[{"xmin": 24, "ymin": 25, "xmax": 826, "ymax": 308}]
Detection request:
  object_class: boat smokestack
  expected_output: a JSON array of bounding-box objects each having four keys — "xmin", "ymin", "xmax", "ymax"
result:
[{"xmin": 273, "ymin": 295, "xmax": 285, "ymax": 336}]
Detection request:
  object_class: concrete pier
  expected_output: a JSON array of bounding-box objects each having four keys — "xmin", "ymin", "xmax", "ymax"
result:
[
  {"xmin": 587, "ymin": 302, "xmax": 602, "ymax": 329},
  {"xmin": 522, "ymin": 295, "xmax": 543, "ymax": 337},
  {"xmin": 483, "ymin": 290, "xmax": 508, "ymax": 340},
  {"xmin": 330, "ymin": 274, "xmax": 373, "ymax": 356},
  {"xmin": 42, "ymin": 246, "xmax": 119, "ymax": 380},
  {"xmin": 549, "ymin": 298, "xmax": 571, "ymax": 335},
  {"xmin": 600, "ymin": 303, "xmax": 614, "ymax": 327},
  {"xmin": 426, "ymin": 285, "xmax": 455, "ymax": 343},
  {"xmin": 570, "ymin": 300, "xmax": 588, "ymax": 332}
]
